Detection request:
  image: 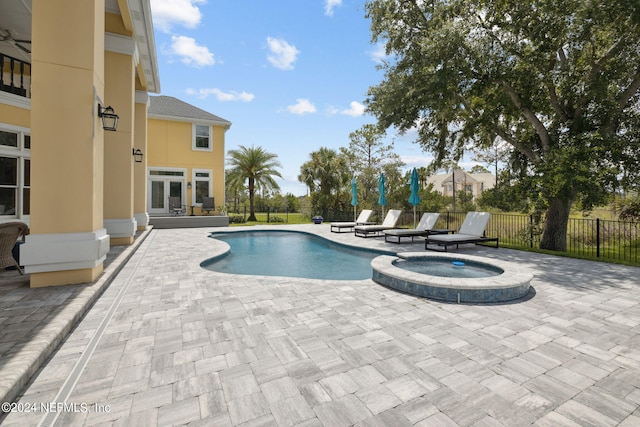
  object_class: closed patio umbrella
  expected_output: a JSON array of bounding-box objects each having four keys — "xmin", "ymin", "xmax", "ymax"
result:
[
  {"xmin": 409, "ymin": 167, "xmax": 421, "ymax": 228},
  {"xmin": 351, "ymin": 176, "xmax": 358, "ymax": 222},
  {"xmin": 378, "ymin": 173, "xmax": 387, "ymax": 219}
]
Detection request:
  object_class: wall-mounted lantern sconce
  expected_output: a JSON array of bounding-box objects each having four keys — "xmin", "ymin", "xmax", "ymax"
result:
[
  {"xmin": 98, "ymin": 104, "xmax": 119, "ymax": 131},
  {"xmin": 132, "ymin": 148, "xmax": 144, "ymax": 163},
  {"xmin": 187, "ymin": 182, "xmax": 192, "ymax": 189}
]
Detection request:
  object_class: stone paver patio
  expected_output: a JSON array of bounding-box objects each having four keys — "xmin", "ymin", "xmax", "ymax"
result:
[{"xmin": 1, "ymin": 224, "xmax": 639, "ymax": 426}]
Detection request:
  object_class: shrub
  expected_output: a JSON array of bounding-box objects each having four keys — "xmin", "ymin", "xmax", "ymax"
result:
[{"xmin": 228, "ymin": 215, "xmax": 246, "ymax": 224}]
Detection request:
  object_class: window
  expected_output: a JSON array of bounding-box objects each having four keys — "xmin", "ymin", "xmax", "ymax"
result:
[
  {"xmin": 192, "ymin": 169, "xmax": 212, "ymax": 204},
  {"xmin": 193, "ymin": 124, "xmax": 211, "ymax": 151},
  {"xmin": 0, "ymin": 126, "xmax": 30, "ymax": 218}
]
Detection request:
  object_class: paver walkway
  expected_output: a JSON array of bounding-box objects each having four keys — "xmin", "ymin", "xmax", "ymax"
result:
[{"xmin": 1, "ymin": 225, "xmax": 639, "ymax": 426}]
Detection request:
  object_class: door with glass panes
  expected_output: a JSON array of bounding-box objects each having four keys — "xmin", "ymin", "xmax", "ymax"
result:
[{"xmin": 148, "ymin": 170, "xmax": 185, "ymax": 215}]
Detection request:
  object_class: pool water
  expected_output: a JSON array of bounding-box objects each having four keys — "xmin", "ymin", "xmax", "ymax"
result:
[
  {"xmin": 203, "ymin": 231, "xmax": 389, "ymax": 280},
  {"xmin": 393, "ymin": 259, "xmax": 503, "ymax": 278}
]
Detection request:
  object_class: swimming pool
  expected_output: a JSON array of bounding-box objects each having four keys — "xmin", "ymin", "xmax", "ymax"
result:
[{"xmin": 202, "ymin": 230, "xmax": 392, "ymax": 280}]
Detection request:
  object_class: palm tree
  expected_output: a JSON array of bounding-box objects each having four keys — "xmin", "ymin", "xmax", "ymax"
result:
[
  {"xmin": 298, "ymin": 147, "xmax": 350, "ymax": 195},
  {"xmin": 227, "ymin": 145, "xmax": 283, "ymax": 221},
  {"xmin": 298, "ymin": 147, "xmax": 351, "ymax": 218}
]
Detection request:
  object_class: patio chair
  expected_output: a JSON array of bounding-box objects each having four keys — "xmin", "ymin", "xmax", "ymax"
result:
[
  {"xmin": 424, "ymin": 211, "xmax": 499, "ymax": 251},
  {"xmin": 383, "ymin": 212, "xmax": 441, "ymax": 243},
  {"xmin": 202, "ymin": 197, "xmax": 215, "ymax": 215},
  {"xmin": 168, "ymin": 196, "xmax": 186, "ymax": 216},
  {"xmin": 354, "ymin": 209, "xmax": 402, "ymax": 237},
  {"xmin": 330, "ymin": 209, "xmax": 374, "ymax": 233},
  {"xmin": 0, "ymin": 222, "xmax": 29, "ymax": 275}
]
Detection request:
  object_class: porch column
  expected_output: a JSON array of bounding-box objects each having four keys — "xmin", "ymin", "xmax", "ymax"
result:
[
  {"xmin": 103, "ymin": 33, "xmax": 136, "ymax": 245},
  {"xmin": 22, "ymin": 0, "xmax": 109, "ymax": 287},
  {"xmin": 134, "ymin": 91, "xmax": 149, "ymax": 230}
]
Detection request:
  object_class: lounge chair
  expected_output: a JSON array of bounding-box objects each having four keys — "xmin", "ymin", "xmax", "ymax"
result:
[
  {"xmin": 330, "ymin": 209, "xmax": 374, "ymax": 232},
  {"xmin": 354, "ymin": 209, "xmax": 402, "ymax": 237},
  {"xmin": 383, "ymin": 212, "xmax": 441, "ymax": 243},
  {"xmin": 0, "ymin": 222, "xmax": 29, "ymax": 275},
  {"xmin": 424, "ymin": 211, "xmax": 498, "ymax": 251}
]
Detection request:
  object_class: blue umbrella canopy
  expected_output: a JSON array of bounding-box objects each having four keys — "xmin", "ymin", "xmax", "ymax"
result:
[
  {"xmin": 351, "ymin": 176, "xmax": 358, "ymax": 222},
  {"xmin": 409, "ymin": 168, "xmax": 421, "ymax": 228},
  {"xmin": 409, "ymin": 168, "xmax": 421, "ymax": 206},
  {"xmin": 378, "ymin": 174, "xmax": 387, "ymax": 218},
  {"xmin": 351, "ymin": 176, "xmax": 358, "ymax": 207}
]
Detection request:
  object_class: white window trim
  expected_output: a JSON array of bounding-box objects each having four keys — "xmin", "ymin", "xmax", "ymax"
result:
[
  {"xmin": 192, "ymin": 168, "xmax": 212, "ymax": 206},
  {"xmin": 0, "ymin": 123, "xmax": 31, "ymax": 221},
  {"xmin": 192, "ymin": 123, "xmax": 212, "ymax": 152}
]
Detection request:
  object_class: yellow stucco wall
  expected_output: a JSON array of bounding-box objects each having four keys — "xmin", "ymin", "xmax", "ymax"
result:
[
  {"xmin": 0, "ymin": 104, "xmax": 30, "ymax": 128},
  {"xmin": 133, "ymin": 100, "xmax": 148, "ymax": 224},
  {"xmin": 28, "ymin": 0, "xmax": 106, "ymax": 286},
  {"xmin": 104, "ymin": 50, "xmax": 135, "ymax": 221},
  {"xmin": 148, "ymin": 118, "xmax": 226, "ymax": 211},
  {"xmin": 31, "ymin": 0, "xmax": 105, "ymax": 234}
]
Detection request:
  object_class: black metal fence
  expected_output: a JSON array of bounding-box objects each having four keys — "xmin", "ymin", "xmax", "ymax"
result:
[
  {"xmin": 427, "ymin": 211, "xmax": 639, "ymax": 265},
  {"xmin": 336, "ymin": 209, "xmax": 639, "ymax": 265}
]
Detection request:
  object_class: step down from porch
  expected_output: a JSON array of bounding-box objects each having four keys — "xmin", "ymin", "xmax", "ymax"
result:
[{"xmin": 149, "ymin": 215, "xmax": 229, "ymax": 229}]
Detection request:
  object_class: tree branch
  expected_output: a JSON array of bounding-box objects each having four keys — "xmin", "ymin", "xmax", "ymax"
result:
[
  {"xmin": 575, "ymin": 38, "xmax": 627, "ymax": 120},
  {"xmin": 458, "ymin": 96, "xmax": 540, "ymax": 163},
  {"xmin": 618, "ymin": 67, "xmax": 640, "ymax": 109},
  {"xmin": 544, "ymin": 55, "xmax": 569, "ymax": 122},
  {"xmin": 501, "ymin": 82, "xmax": 551, "ymax": 154}
]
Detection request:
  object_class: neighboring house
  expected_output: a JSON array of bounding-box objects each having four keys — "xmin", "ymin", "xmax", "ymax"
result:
[
  {"xmin": 0, "ymin": 1, "xmax": 160, "ymax": 287},
  {"xmin": 147, "ymin": 96, "xmax": 231, "ymax": 216},
  {"xmin": 426, "ymin": 170, "xmax": 496, "ymax": 200}
]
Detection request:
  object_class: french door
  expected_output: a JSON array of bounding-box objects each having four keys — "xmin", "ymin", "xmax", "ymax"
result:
[{"xmin": 148, "ymin": 169, "xmax": 186, "ymax": 215}]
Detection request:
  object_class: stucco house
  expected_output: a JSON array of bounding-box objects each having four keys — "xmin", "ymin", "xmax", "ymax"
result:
[
  {"xmin": 426, "ymin": 170, "xmax": 496, "ymax": 200},
  {"xmin": 147, "ymin": 96, "xmax": 231, "ymax": 216}
]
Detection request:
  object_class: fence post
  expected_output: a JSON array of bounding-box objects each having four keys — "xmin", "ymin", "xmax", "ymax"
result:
[
  {"xmin": 267, "ymin": 206, "xmax": 270, "ymax": 223},
  {"xmin": 286, "ymin": 208, "xmax": 289, "ymax": 223},
  {"xmin": 596, "ymin": 218, "xmax": 600, "ymax": 258},
  {"xmin": 530, "ymin": 215, "xmax": 534, "ymax": 249},
  {"xmin": 243, "ymin": 206, "xmax": 247, "ymax": 222}
]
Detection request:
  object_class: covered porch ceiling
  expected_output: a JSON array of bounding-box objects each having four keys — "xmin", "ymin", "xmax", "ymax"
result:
[{"xmin": 0, "ymin": 0, "xmax": 159, "ymax": 94}]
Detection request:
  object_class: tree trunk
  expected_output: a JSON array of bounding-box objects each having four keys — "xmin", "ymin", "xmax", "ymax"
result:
[
  {"xmin": 539, "ymin": 195, "xmax": 573, "ymax": 251},
  {"xmin": 248, "ymin": 178, "xmax": 257, "ymax": 221}
]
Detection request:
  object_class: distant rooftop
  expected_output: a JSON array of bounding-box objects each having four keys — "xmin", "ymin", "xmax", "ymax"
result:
[{"xmin": 148, "ymin": 95, "xmax": 231, "ymax": 128}]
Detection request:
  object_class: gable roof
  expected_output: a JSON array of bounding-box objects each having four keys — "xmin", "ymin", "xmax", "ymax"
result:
[{"xmin": 148, "ymin": 96, "xmax": 232, "ymax": 128}]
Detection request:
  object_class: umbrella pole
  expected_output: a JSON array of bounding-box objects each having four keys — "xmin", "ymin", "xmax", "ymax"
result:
[
  {"xmin": 354, "ymin": 206, "xmax": 356, "ymax": 223},
  {"xmin": 413, "ymin": 207, "xmax": 416, "ymax": 228}
]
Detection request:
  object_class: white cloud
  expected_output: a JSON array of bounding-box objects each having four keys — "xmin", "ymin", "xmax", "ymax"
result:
[
  {"xmin": 266, "ymin": 37, "xmax": 300, "ymax": 70},
  {"xmin": 369, "ymin": 42, "xmax": 388, "ymax": 64},
  {"xmin": 401, "ymin": 154, "xmax": 435, "ymax": 169},
  {"xmin": 150, "ymin": 0, "xmax": 206, "ymax": 33},
  {"xmin": 341, "ymin": 101, "xmax": 365, "ymax": 117},
  {"xmin": 170, "ymin": 35, "xmax": 215, "ymax": 67},
  {"xmin": 325, "ymin": 106, "xmax": 340, "ymax": 115},
  {"xmin": 324, "ymin": 0, "xmax": 343, "ymax": 16},
  {"xmin": 186, "ymin": 88, "xmax": 255, "ymax": 102},
  {"xmin": 287, "ymin": 99, "xmax": 317, "ymax": 115}
]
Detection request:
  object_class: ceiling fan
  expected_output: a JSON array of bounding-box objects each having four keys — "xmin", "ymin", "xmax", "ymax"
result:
[{"xmin": 0, "ymin": 29, "xmax": 31, "ymax": 54}]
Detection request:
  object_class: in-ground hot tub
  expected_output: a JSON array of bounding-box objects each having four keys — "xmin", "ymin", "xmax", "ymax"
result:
[{"xmin": 371, "ymin": 252, "xmax": 533, "ymax": 303}]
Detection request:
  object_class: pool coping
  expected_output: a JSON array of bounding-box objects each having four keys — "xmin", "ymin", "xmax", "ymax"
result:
[{"xmin": 371, "ymin": 251, "xmax": 533, "ymax": 303}]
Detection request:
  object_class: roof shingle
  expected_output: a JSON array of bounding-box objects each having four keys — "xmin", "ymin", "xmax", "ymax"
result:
[{"xmin": 148, "ymin": 96, "xmax": 231, "ymax": 127}]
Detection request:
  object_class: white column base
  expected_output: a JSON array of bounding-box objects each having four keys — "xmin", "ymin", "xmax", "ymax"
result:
[
  {"xmin": 104, "ymin": 217, "xmax": 137, "ymax": 239},
  {"xmin": 134, "ymin": 212, "xmax": 149, "ymax": 229},
  {"xmin": 21, "ymin": 229, "xmax": 110, "ymax": 274}
]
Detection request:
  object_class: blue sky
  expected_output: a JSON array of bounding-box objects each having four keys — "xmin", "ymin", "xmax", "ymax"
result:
[{"xmin": 149, "ymin": 0, "xmax": 469, "ymax": 196}]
